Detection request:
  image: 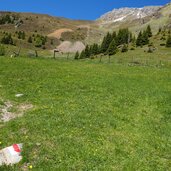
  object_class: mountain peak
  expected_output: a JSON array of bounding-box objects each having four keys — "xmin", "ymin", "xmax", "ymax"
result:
[{"xmin": 98, "ymin": 6, "xmax": 161, "ymax": 24}]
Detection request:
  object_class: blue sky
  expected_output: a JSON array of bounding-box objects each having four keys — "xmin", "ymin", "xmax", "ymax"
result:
[{"xmin": 0, "ymin": 0, "xmax": 170, "ymax": 20}]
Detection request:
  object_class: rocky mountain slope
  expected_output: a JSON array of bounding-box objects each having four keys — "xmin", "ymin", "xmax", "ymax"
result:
[
  {"xmin": 97, "ymin": 2, "xmax": 171, "ymax": 35},
  {"xmin": 98, "ymin": 6, "xmax": 161, "ymax": 24},
  {"xmin": 0, "ymin": 2, "xmax": 170, "ymax": 51}
]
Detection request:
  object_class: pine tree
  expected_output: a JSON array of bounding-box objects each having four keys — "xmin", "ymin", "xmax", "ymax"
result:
[
  {"xmin": 166, "ymin": 35, "xmax": 171, "ymax": 47},
  {"xmin": 80, "ymin": 50, "xmax": 86, "ymax": 59},
  {"xmin": 1, "ymin": 33, "xmax": 13, "ymax": 45},
  {"xmin": 142, "ymin": 30, "xmax": 149, "ymax": 45},
  {"xmin": 28, "ymin": 36, "xmax": 32, "ymax": 43},
  {"xmin": 18, "ymin": 31, "xmax": 22, "ymax": 39},
  {"xmin": 100, "ymin": 32, "xmax": 112, "ymax": 53},
  {"xmin": 35, "ymin": 37, "xmax": 42, "ymax": 47},
  {"xmin": 136, "ymin": 31, "xmax": 143, "ymax": 47},
  {"xmin": 91, "ymin": 43, "xmax": 99, "ymax": 56},
  {"xmin": 112, "ymin": 31, "xmax": 117, "ymax": 40},
  {"xmin": 106, "ymin": 39, "xmax": 117, "ymax": 63},
  {"xmin": 107, "ymin": 39, "xmax": 117, "ymax": 56},
  {"xmin": 117, "ymin": 28, "xmax": 131, "ymax": 45},
  {"xmin": 146, "ymin": 25, "xmax": 152, "ymax": 37},
  {"xmin": 89, "ymin": 45, "xmax": 93, "ymax": 57},
  {"xmin": 74, "ymin": 51, "xmax": 79, "ymax": 59},
  {"xmin": 84, "ymin": 45, "xmax": 90, "ymax": 58},
  {"xmin": 131, "ymin": 36, "xmax": 136, "ymax": 47},
  {"xmin": 0, "ymin": 44, "xmax": 5, "ymax": 56},
  {"xmin": 158, "ymin": 27, "xmax": 162, "ymax": 34},
  {"xmin": 21, "ymin": 31, "xmax": 25, "ymax": 40}
]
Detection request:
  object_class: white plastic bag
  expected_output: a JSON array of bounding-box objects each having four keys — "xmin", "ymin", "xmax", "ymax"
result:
[{"xmin": 0, "ymin": 144, "xmax": 22, "ymax": 166}]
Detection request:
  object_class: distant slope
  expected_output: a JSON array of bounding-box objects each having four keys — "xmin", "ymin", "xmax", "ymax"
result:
[
  {"xmin": 96, "ymin": 3, "xmax": 171, "ymax": 35},
  {"xmin": 0, "ymin": 2, "xmax": 171, "ymax": 51},
  {"xmin": 98, "ymin": 6, "xmax": 161, "ymax": 24},
  {"xmin": 0, "ymin": 11, "xmax": 104, "ymax": 49}
]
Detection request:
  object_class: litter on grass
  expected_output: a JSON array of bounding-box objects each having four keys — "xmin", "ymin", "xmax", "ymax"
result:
[{"xmin": 0, "ymin": 144, "xmax": 23, "ymax": 166}]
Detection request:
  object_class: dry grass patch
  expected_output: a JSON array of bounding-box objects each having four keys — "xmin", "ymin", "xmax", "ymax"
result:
[{"xmin": 0, "ymin": 100, "xmax": 33, "ymax": 123}]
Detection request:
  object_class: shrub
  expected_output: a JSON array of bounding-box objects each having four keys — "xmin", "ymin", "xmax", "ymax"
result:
[
  {"xmin": 1, "ymin": 33, "xmax": 13, "ymax": 45},
  {"xmin": 147, "ymin": 47, "xmax": 153, "ymax": 53},
  {"xmin": 35, "ymin": 37, "xmax": 42, "ymax": 47},
  {"xmin": 160, "ymin": 43, "xmax": 166, "ymax": 46},
  {"xmin": 28, "ymin": 36, "xmax": 33, "ymax": 43},
  {"xmin": 0, "ymin": 44, "xmax": 5, "ymax": 56},
  {"xmin": 121, "ymin": 44, "xmax": 128, "ymax": 53}
]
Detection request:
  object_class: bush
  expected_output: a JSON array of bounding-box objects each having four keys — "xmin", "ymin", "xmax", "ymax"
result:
[
  {"xmin": 121, "ymin": 44, "xmax": 128, "ymax": 52},
  {"xmin": 0, "ymin": 44, "xmax": 5, "ymax": 56},
  {"xmin": 28, "ymin": 36, "xmax": 32, "ymax": 43},
  {"xmin": 130, "ymin": 47, "xmax": 135, "ymax": 50},
  {"xmin": 147, "ymin": 47, "xmax": 153, "ymax": 53},
  {"xmin": 160, "ymin": 37, "xmax": 166, "ymax": 40},
  {"xmin": 1, "ymin": 33, "xmax": 13, "ymax": 45}
]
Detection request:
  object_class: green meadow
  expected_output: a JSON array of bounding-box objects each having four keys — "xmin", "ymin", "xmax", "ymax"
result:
[{"xmin": 0, "ymin": 56, "xmax": 171, "ymax": 170}]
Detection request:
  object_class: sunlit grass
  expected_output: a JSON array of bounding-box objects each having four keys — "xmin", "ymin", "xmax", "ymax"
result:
[{"xmin": 0, "ymin": 56, "xmax": 171, "ymax": 170}]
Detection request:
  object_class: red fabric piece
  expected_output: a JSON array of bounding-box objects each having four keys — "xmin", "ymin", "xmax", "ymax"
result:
[{"xmin": 13, "ymin": 144, "xmax": 21, "ymax": 153}]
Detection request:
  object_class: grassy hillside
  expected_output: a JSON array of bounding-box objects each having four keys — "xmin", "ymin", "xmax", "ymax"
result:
[
  {"xmin": 0, "ymin": 56, "xmax": 171, "ymax": 170},
  {"xmin": 0, "ymin": 11, "xmax": 103, "ymax": 49},
  {"xmin": 0, "ymin": 3, "xmax": 170, "ymax": 52}
]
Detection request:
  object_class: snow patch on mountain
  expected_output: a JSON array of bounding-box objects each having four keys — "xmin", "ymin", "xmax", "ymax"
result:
[{"xmin": 98, "ymin": 6, "xmax": 161, "ymax": 24}]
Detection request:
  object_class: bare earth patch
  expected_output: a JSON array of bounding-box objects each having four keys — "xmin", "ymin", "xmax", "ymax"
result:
[
  {"xmin": 57, "ymin": 41, "xmax": 85, "ymax": 53},
  {"xmin": 0, "ymin": 101, "xmax": 33, "ymax": 122},
  {"xmin": 48, "ymin": 28, "xmax": 73, "ymax": 39}
]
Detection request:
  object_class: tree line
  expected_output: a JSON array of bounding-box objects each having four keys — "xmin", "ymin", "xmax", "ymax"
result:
[
  {"xmin": 0, "ymin": 31, "xmax": 48, "ymax": 48},
  {"xmin": 75, "ymin": 28, "xmax": 132, "ymax": 59},
  {"xmin": 75, "ymin": 25, "xmax": 171, "ymax": 60}
]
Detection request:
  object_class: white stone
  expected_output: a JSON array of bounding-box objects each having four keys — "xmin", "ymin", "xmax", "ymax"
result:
[{"xmin": 15, "ymin": 94, "xmax": 24, "ymax": 97}]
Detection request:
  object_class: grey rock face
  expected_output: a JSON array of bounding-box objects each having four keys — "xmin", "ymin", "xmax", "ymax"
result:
[{"xmin": 98, "ymin": 6, "xmax": 161, "ymax": 24}]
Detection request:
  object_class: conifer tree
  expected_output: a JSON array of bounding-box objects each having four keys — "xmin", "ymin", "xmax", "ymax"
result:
[
  {"xmin": 35, "ymin": 37, "xmax": 42, "ymax": 47},
  {"xmin": 91, "ymin": 43, "xmax": 99, "ymax": 56},
  {"xmin": 166, "ymin": 35, "xmax": 171, "ymax": 47},
  {"xmin": 80, "ymin": 50, "xmax": 86, "ymax": 59},
  {"xmin": 146, "ymin": 25, "xmax": 152, "ymax": 37},
  {"xmin": 1, "ymin": 33, "xmax": 13, "ymax": 45},
  {"xmin": 21, "ymin": 31, "xmax": 25, "ymax": 40},
  {"xmin": 158, "ymin": 27, "xmax": 162, "ymax": 34},
  {"xmin": 74, "ymin": 51, "xmax": 79, "ymax": 59},
  {"xmin": 136, "ymin": 31, "xmax": 143, "ymax": 47},
  {"xmin": 84, "ymin": 45, "xmax": 90, "ymax": 58},
  {"xmin": 117, "ymin": 28, "xmax": 131, "ymax": 45},
  {"xmin": 106, "ymin": 39, "xmax": 117, "ymax": 62},
  {"xmin": 101, "ymin": 32, "xmax": 112, "ymax": 53},
  {"xmin": 0, "ymin": 44, "xmax": 5, "ymax": 56},
  {"xmin": 131, "ymin": 36, "xmax": 136, "ymax": 47},
  {"xmin": 18, "ymin": 31, "xmax": 22, "ymax": 39},
  {"xmin": 28, "ymin": 36, "xmax": 32, "ymax": 43},
  {"xmin": 112, "ymin": 31, "xmax": 117, "ymax": 40},
  {"xmin": 142, "ymin": 30, "xmax": 149, "ymax": 45}
]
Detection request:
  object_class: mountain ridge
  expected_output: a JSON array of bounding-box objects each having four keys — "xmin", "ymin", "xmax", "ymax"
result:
[{"xmin": 98, "ymin": 6, "xmax": 161, "ymax": 24}]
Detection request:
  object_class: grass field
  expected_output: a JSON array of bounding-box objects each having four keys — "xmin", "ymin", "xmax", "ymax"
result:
[{"xmin": 0, "ymin": 56, "xmax": 171, "ymax": 170}]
